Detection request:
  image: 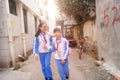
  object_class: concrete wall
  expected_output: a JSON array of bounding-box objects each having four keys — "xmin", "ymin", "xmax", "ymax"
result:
[
  {"xmin": 83, "ymin": 20, "xmax": 97, "ymax": 43},
  {"xmin": 9, "ymin": 0, "xmax": 39, "ymax": 61},
  {"xmin": 0, "ymin": 0, "xmax": 8, "ymax": 36},
  {"xmin": 0, "ymin": 0, "xmax": 40, "ymax": 67},
  {"xmin": 25, "ymin": 11, "xmax": 36, "ymax": 51},
  {"xmin": 9, "ymin": 15, "xmax": 23, "ymax": 58},
  {"xmin": 73, "ymin": 26, "xmax": 80, "ymax": 46},
  {"xmin": 0, "ymin": 37, "xmax": 10, "ymax": 67},
  {"xmin": 96, "ymin": 0, "xmax": 120, "ymax": 70},
  {"xmin": 19, "ymin": 0, "xmax": 40, "ymax": 16},
  {"xmin": 9, "ymin": 5, "xmax": 23, "ymax": 58},
  {"xmin": 72, "ymin": 21, "xmax": 97, "ymax": 47},
  {"xmin": 83, "ymin": 20, "xmax": 98, "ymax": 58},
  {"xmin": 0, "ymin": 0, "xmax": 11, "ymax": 67}
]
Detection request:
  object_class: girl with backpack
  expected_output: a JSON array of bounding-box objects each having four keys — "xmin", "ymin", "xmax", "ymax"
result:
[{"xmin": 52, "ymin": 28, "xmax": 70, "ymax": 80}]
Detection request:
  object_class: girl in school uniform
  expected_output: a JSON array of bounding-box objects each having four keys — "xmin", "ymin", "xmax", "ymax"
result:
[
  {"xmin": 33, "ymin": 22, "xmax": 53, "ymax": 80},
  {"xmin": 52, "ymin": 28, "xmax": 70, "ymax": 80}
]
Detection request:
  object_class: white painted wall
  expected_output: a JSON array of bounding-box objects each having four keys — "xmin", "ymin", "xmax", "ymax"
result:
[
  {"xmin": 0, "ymin": 0, "xmax": 41, "ymax": 67},
  {"xmin": 0, "ymin": 0, "xmax": 11, "ymax": 67},
  {"xmin": 25, "ymin": 11, "xmax": 36, "ymax": 51},
  {"xmin": 9, "ymin": 14, "xmax": 23, "ymax": 58},
  {"xmin": 19, "ymin": 0, "xmax": 41, "ymax": 16}
]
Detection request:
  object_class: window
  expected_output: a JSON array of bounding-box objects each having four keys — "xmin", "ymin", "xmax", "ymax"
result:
[
  {"xmin": 9, "ymin": 0, "xmax": 17, "ymax": 15},
  {"xmin": 23, "ymin": 8, "xmax": 28, "ymax": 34}
]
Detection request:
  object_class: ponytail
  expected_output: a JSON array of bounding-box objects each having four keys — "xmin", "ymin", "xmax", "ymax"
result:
[
  {"xmin": 35, "ymin": 29, "xmax": 41, "ymax": 37},
  {"xmin": 35, "ymin": 23, "xmax": 44, "ymax": 37}
]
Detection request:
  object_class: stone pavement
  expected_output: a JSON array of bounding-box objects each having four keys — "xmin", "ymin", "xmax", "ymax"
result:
[{"xmin": 0, "ymin": 48, "xmax": 114, "ymax": 80}]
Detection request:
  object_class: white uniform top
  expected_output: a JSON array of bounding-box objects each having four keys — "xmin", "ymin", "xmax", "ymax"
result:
[
  {"xmin": 53, "ymin": 37, "xmax": 69, "ymax": 60},
  {"xmin": 33, "ymin": 32, "xmax": 52, "ymax": 54}
]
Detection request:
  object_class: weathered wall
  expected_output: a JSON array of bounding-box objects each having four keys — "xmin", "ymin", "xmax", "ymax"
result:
[
  {"xmin": 96, "ymin": 0, "xmax": 120, "ymax": 70},
  {"xmin": 0, "ymin": 0, "xmax": 40, "ymax": 67},
  {"xmin": 73, "ymin": 23, "xmax": 84, "ymax": 47},
  {"xmin": 73, "ymin": 21, "xmax": 97, "ymax": 49},
  {"xmin": 10, "ymin": 14, "xmax": 23, "ymax": 57},
  {"xmin": 0, "ymin": 0, "xmax": 11, "ymax": 67},
  {"xmin": 9, "ymin": 4, "xmax": 37, "ymax": 58},
  {"xmin": 9, "ymin": 10, "xmax": 23, "ymax": 59},
  {"xmin": 9, "ymin": 0, "xmax": 39, "ymax": 62},
  {"xmin": 0, "ymin": 37, "xmax": 10, "ymax": 67},
  {"xmin": 83, "ymin": 20, "xmax": 97, "ymax": 43},
  {"xmin": 83, "ymin": 20, "xmax": 98, "ymax": 58},
  {"xmin": 73, "ymin": 26, "xmax": 80, "ymax": 46},
  {"xmin": 19, "ymin": 0, "xmax": 40, "ymax": 16},
  {"xmin": 25, "ymin": 11, "xmax": 36, "ymax": 51}
]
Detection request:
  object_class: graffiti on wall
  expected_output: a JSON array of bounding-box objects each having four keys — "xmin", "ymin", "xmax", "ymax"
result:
[{"xmin": 103, "ymin": 6, "xmax": 120, "ymax": 27}]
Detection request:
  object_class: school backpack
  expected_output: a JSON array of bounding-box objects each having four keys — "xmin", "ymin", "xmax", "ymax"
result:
[{"xmin": 64, "ymin": 39, "xmax": 72, "ymax": 56}]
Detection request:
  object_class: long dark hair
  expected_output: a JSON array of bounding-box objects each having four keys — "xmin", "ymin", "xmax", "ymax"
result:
[{"xmin": 35, "ymin": 22, "xmax": 44, "ymax": 37}]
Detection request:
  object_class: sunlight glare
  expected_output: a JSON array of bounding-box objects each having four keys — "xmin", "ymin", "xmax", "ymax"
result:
[{"xmin": 47, "ymin": 0, "xmax": 57, "ymax": 20}]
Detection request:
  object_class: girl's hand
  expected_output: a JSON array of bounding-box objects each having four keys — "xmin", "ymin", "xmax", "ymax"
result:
[
  {"xmin": 61, "ymin": 59, "xmax": 66, "ymax": 64},
  {"xmin": 34, "ymin": 54, "xmax": 39, "ymax": 61}
]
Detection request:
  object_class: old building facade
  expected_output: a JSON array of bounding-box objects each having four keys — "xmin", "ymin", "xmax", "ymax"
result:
[{"xmin": 0, "ymin": 0, "xmax": 46, "ymax": 67}]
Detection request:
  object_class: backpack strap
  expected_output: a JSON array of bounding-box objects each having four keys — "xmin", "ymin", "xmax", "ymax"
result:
[{"xmin": 63, "ymin": 38, "xmax": 72, "ymax": 55}]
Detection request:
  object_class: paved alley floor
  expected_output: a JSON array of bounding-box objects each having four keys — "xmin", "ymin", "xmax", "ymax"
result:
[{"xmin": 0, "ymin": 48, "xmax": 113, "ymax": 80}]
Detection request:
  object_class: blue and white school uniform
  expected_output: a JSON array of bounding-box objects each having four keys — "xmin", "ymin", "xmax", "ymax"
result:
[
  {"xmin": 53, "ymin": 37, "xmax": 69, "ymax": 80},
  {"xmin": 33, "ymin": 32, "xmax": 53, "ymax": 79}
]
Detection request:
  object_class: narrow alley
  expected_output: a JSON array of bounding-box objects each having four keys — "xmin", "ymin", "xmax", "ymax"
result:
[
  {"xmin": 0, "ymin": 0, "xmax": 120, "ymax": 80},
  {"xmin": 0, "ymin": 49, "xmax": 114, "ymax": 80}
]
